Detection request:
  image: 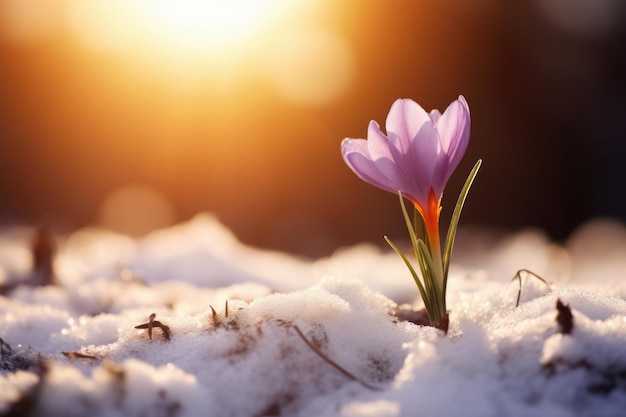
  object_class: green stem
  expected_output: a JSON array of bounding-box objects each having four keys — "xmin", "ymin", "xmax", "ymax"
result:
[{"xmin": 427, "ymin": 227, "xmax": 445, "ymax": 314}]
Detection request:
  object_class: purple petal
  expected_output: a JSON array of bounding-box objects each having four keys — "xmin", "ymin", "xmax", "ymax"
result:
[
  {"xmin": 366, "ymin": 120, "xmax": 393, "ymax": 162},
  {"xmin": 384, "ymin": 100, "xmax": 442, "ymax": 206},
  {"xmin": 407, "ymin": 122, "xmax": 441, "ymax": 203},
  {"xmin": 429, "ymin": 110, "xmax": 441, "ymax": 124},
  {"xmin": 341, "ymin": 138, "xmax": 401, "ymax": 194},
  {"xmin": 385, "ymin": 99, "xmax": 432, "ymax": 154},
  {"xmin": 433, "ymin": 95, "xmax": 471, "ymax": 186},
  {"xmin": 366, "ymin": 121, "xmax": 405, "ymax": 187}
]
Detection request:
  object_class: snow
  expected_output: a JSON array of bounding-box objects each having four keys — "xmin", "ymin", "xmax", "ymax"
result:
[{"xmin": 1, "ymin": 213, "xmax": 626, "ymax": 416}]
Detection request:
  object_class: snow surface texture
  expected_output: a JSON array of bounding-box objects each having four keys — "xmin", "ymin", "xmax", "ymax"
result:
[{"xmin": 1, "ymin": 213, "xmax": 626, "ymax": 417}]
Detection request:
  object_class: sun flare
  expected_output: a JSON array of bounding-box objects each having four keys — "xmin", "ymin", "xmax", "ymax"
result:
[
  {"xmin": 61, "ymin": 0, "xmax": 354, "ymax": 105},
  {"xmin": 66, "ymin": 0, "xmax": 298, "ymax": 52},
  {"xmin": 150, "ymin": 0, "xmax": 287, "ymax": 49}
]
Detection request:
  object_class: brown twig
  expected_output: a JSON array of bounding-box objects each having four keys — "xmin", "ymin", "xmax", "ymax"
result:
[
  {"xmin": 135, "ymin": 313, "xmax": 171, "ymax": 341},
  {"xmin": 512, "ymin": 269, "xmax": 551, "ymax": 307},
  {"xmin": 61, "ymin": 351, "xmax": 98, "ymax": 360},
  {"xmin": 292, "ymin": 325, "xmax": 377, "ymax": 390}
]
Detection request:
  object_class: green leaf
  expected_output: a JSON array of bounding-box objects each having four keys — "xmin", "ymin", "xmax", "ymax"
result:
[
  {"xmin": 413, "ymin": 206, "xmax": 428, "ymax": 248},
  {"xmin": 398, "ymin": 192, "xmax": 420, "ymax": 261},
  {"xmin": 384, "ymin": 236, "xmax": 429, "ymax": 306},
  {"xmin": 442, "ymin": 159, "xmax": 482, "ymax": 293},
  {"xmin": 416, "ymin": 239, "xmax": 442, "ymax": 318}
]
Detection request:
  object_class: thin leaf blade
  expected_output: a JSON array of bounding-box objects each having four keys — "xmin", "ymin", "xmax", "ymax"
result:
[{"xmin": 443, "ymin": 159, "xmax": 482, "ymax": 289}]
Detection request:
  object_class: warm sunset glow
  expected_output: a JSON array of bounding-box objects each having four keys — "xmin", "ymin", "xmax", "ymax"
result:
[
  {"xmin": 65, "ymin": 0, "xmax": 144, "ymax": 52},
  {"xmin": 265, "ymin": 28, "xmax": 355, "ymax": 106},
  {"xmin": 62, "ymin": 0, "xmax": 340, "ymax": 98},
  {"xmin": 0, "ymin": 0, "xmax": 60, "ymax": 43},
  {"xmin": 1, "ymin": 0, "xmax": 358, "ymax": 108},
  {"xmin": 149, "ymin": 0, "xmax": 290, "ymax": 50},
  {"xmin": 65, "ymin": 0, "xmax": 299, "ymax": 53}
]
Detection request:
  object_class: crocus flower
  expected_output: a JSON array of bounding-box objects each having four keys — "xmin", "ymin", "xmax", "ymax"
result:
[
  {"xmin": 341, "ymin": 96, "xmax": 476, "ymax": 332},
  {"xmin": 341, "ymin": 96, "xmax": 470, "ymax": 239}
]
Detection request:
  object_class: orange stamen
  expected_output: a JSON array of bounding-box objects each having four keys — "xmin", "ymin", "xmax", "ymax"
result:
[{"xmin": 414, "ymin": 189, "xmax": 442, "ymax": 248}]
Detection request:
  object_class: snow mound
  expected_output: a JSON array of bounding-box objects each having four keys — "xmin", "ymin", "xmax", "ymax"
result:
[{"xmin": 1, "ymin": 214, "xmax": 626, "ymax": 416}]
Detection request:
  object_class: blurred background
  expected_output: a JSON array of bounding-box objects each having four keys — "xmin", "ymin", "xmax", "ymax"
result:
[{"xmin": 0, "ymin": 0, "xmax": 625, "ymax": 258}]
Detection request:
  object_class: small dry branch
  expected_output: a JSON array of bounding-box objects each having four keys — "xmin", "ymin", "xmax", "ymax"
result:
[
  {"xmin": 512, "ymin": 269, "xmax": 552, "ymax": 307},
  {"xmin": 292, "ymin": 325, "xmax": 377, "ymax": 390},
  {"xmin": 61, "ymin": 351, "xmax": 98, "ymax": 360},
  {"xmin": 135, "ymin": 313, "xmax": 171, "ymax": 341}
]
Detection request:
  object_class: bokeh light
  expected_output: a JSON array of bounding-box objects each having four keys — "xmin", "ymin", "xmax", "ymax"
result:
[{"xmin": 97, "ymin": 184, "xmax": 176, "ymax": 237}]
